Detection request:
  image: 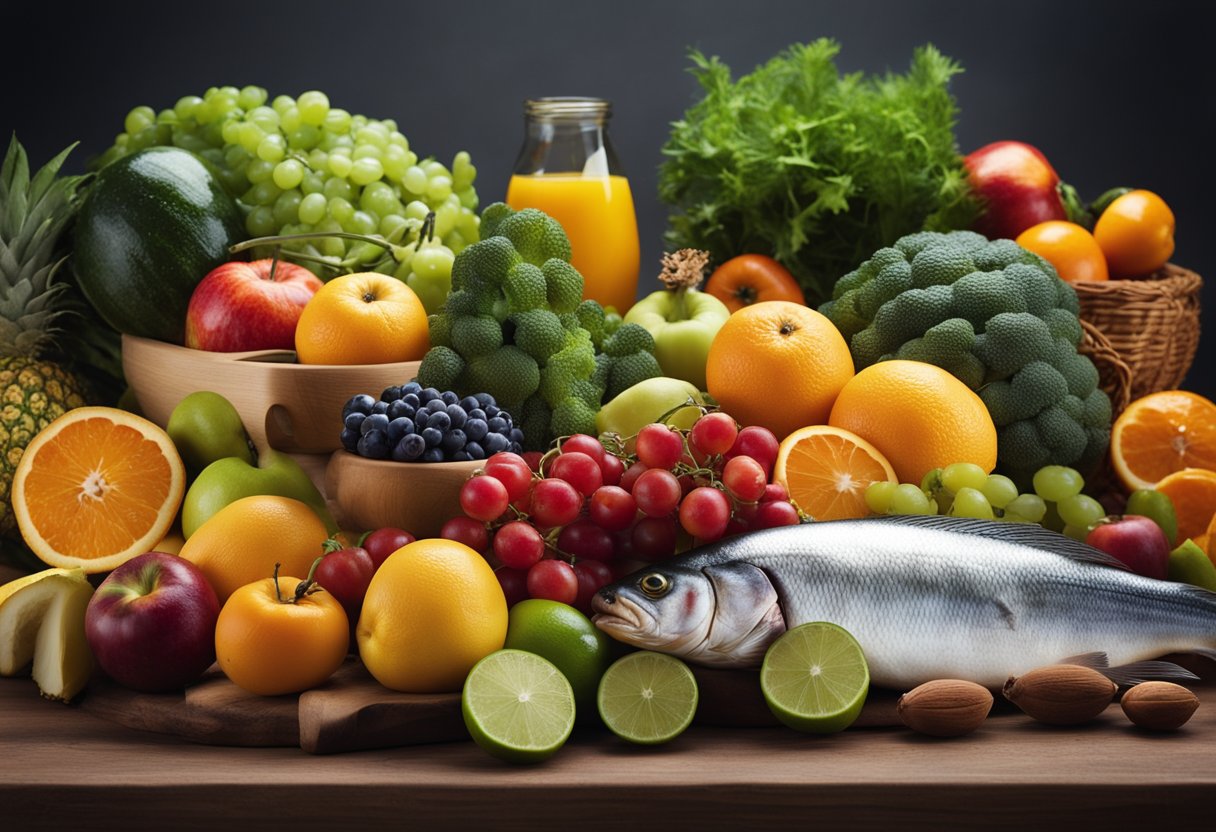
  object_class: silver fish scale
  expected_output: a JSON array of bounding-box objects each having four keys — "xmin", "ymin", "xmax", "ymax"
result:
[{"xmin": 705, "ymin": 520, "xmax": 1216, "ymax": 688}]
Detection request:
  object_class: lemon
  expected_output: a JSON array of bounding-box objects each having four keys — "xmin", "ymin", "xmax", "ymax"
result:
[
  {"xmin": 504, "ymin": 599, "xmax": 610, "ymax": 709},
  {"xmin": 760, "ymin": 621, "xmax": 869, "ymax": 733},
  {"xmin": 462, "ymin": 649, "xmax": 575, "ymax": 764}
]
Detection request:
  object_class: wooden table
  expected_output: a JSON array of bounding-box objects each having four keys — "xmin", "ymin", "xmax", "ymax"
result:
[{"xmin": 3, "ymin": 675, "xmax": 1212, "ymax": 831}]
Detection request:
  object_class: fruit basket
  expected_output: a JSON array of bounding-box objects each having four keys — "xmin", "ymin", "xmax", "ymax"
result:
[
  {"xmin": 121, "ymin": 335, "xmax": 421, "ymax": 454},
  {"xmin": 324, "ymin": 452, "xmax": 480, "ymax": 539}
]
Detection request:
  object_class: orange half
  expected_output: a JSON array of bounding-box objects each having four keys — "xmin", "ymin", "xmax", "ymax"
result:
[
  {"xmin": 1154, "ymin": 468, "xmax": 1216, "ymax": 545},
  {"xmin": 773, "ymin": 425, "xmax": 897, "ymax": 522},
  {"xmin": 1111, "ymin": 390, "xmax": 1216, "ymax": 491},
  {"xmin": 12, "ymin": 407, "xmax": 185, "ymax": 573}
]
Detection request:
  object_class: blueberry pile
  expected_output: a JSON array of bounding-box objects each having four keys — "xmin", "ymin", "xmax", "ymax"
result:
[{"xmin": 341, "ymin": 382, "xmax": 523, "ymax": 462}]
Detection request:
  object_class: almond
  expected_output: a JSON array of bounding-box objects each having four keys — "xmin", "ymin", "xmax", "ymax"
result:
[
  {"xmin": 1120, "ymin": 681, "xmax": 1200, "ymax": 731},
  {"xmin": 1002, "ymin": 664, "xmax": 1116, "ymax": 725},
  {"xmin": 897, "ymin": 679, "xmax": 993, "ymax": 737}
]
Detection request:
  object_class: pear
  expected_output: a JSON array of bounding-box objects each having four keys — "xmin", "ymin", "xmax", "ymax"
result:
[
  {"xmin": 595, "ymin": 377, "xmax": 705, "ymax": 439},
  {"xmin": 0, "ymin": 568, "xmax": 94, "ymax": 702},
  {"xmin": 167, "ymin": 391, "xmax": 258, "ymax": 480}
]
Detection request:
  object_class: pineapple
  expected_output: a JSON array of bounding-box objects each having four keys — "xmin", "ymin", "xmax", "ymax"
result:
[{"xmin": 0, "ymin": 137, "xmax": 93, "ymax": 538}]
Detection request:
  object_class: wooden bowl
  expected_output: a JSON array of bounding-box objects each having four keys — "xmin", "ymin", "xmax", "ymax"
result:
[
  {"xmin": 122, "ymin": 335, "xmax": 420, "ymax": 454},
  {"xmin": 325, "ymin": 452, "xmax": 480, "ymax": 538}
]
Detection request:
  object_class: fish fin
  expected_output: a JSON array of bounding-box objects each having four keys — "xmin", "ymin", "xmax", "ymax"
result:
[
  {"xmin": 1189, "ymin": 647, "xmax": 1216, "ymax": 664},
  {"xmin": 858, "ymin": 515, "xmax": 1130, "ymax": 570},
  {"xmin": 1102, "ymin": 661, "xmax": 1199, "ymax": 686},
  {"xmin": 1060, "ymin": 651, "xmax": 1109, "ymax": 669}
]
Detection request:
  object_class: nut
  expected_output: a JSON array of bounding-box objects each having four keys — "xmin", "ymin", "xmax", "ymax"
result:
[
  {"xmin": 897, "ymin": 679, "xmax": 993, "ymax": 737},
  {"xmin": 1003, "ymin": 664, "xmax": 1116, "ymax": 725},
  {"xmin": 1120, "ymin": 681, "xmax": 1200, "ymax": 731}
]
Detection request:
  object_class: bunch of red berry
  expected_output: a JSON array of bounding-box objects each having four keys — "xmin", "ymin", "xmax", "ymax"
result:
[{"xmin": 442, "ymin": 410, "xmax": 801, "ymax": 613}]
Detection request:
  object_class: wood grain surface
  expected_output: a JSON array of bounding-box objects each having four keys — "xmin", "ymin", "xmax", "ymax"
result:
[{"xmin": 4, "ymin": 671, "xmax": 1213, "ymax": 831}]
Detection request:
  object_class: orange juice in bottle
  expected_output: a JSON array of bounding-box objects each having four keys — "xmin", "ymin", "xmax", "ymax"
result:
[{"xmin": 505, "ymin": 98, "xmax": 640, "ymax": 314}]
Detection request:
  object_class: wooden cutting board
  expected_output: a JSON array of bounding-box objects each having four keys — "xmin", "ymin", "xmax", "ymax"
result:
[{"xmin": 78, "ymin": 657, "xmax": 913, "ymax": 754}]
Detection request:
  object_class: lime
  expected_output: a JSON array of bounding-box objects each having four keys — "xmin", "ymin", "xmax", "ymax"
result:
[
  {"xmin": 504, "ymin": 599, "xmax": 611, "ymax": 708},
  {"xmin": 760, "ymin": 621, "xmax": 869, "ymax": 733},
  {"xmin": 461, "ymin": 649, "xmax": 575, "ymax": 764},
  {"xmin": 596, "ymin": 651, "xmax": 699, "ymax": 745}
]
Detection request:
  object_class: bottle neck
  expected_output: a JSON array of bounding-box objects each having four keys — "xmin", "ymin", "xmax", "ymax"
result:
[{"xmin": 513, "ymin": 98, "xmax": 624, "ymax": 177}]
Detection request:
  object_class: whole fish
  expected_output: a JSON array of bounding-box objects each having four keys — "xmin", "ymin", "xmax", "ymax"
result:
[{"xmin": 591, "ymin": 515, "xmax": 1216, "ymax": 688}]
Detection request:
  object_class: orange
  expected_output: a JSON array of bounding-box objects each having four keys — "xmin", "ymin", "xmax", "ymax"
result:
[
  {"xmin": 12, "ymin": 407, "xmax": 185, "ymax": 573},
  {"xmin": 706, "ymin": 301, "xmax": 854, "ymax": 440},
  {"xmin": 357, "ymin": 538, "xmax": 507, "ymax": 693},
  {"xmin": 1154, "ymin": 468, "xmax": 1216, "ymax": 545},
  {"xmin": 828, "ymin": 360, "xmax": 997, "ymax": 484},
  {"xmin": 1110, "ymin": 390, "xmax": 1216, "ymax": 492},
  {"xmin": 179, "ymin": 495, "xmax": 328, "ymax": 604},
  {"xmin": 1015, "ymin": 221, "xmax": 1108, "ymax": 283},
  {"xmin": 773, "ymin": 426, "xmax": 897, "ymax": 521},
  {"xmin": 294, "ymin": 272, "xmax": 429, "ymax": 365},
  {"xmin": 215, "ymin": 573, "xmax": 348, "ymax": 696}
]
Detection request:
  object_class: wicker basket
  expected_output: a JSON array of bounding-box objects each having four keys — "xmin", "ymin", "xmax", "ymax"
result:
[{"xmin": 1073, "ymin": 263, "xmax": 1203, "ymax": 410}]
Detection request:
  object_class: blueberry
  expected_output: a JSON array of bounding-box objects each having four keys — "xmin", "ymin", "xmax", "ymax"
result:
[
  {"xmin": 402, "ymin": 393, "xmax": 421, "ymax": 409},
  {"xmin": 396, "ymin": 433, "xmax": 425, "ymax": 460},
  {"xmin": 441, "ymin": 390, "xmax": 459, "ymax": 405},
  {"xmin": 387, "ymin": 417, "xmax": 412, "ymax": 443},
  {"xmin": 371, "ymin": 401, "xmax": 390, "ymax": 416},
  {"xmin": 344, "ymin": 412, "xmax": 367, "ymax": 432},
  {"xmin": 485, "ymin": 404, "xmax": 500, "ymax": 419},
  {"xmin": 451, "ymin": 451, "xmax": 472, "ymax": 462},
  {"xmin": 362, "ymin": 413, "xmax": 390, "ymax": 435},
  {"xmin": 508, "ymin": 441, "xmax": 523, "ymax": 455},
  {"xmin": 468, "ymin": 408, "xmax": 486, "ymax": 422},
  {"xmin": 340, "ymin": 427, "xmax": 360, "ymax": 452},
  {"xmin": 345, "ymin": 393, "xmax": 376, "ymax": 417},
  {"xmin": 422, "ymin": 427, "xmax": 443, "ymax": 447},
  {"xmin": 428, "ymin": 410, "xmax": 451, "ymax": 432},
  {"xmin": 420, "ymin": 387, "xmax": 442, "ymax": 403},
  {"xmin": 509, "ymin": 428, "xmax": 525, "ymax": 445},
  {"xmin": 422, "ymin": 447, "xmax": 445, "ymax": 462},
  {"xmin": 487, "ymin": 416, "xmax": 507, "ymax": 434},
  {"xmin": 388, "ymin": 400, "xmax": 415, "ymax": 420},
  {"xmin": 475, "ymin": 393, "xmax": 495, "ymax": 408},
  {"xmin": 414, "ymin": 410, "xmax": 430, "ymax": 429},
  {"xmin": 460, "ymin": 396, "xmax": 480, "ymax": 412},
  {"xmin": 484, "ymin": 432, "xmax": 509, "ymax": 454},
  {"xmin": 402, "ymin": 381, "xmax": 422, "ymax": 395},
  {"xmin": 466, "ymin": 441, "xmax": 486, "ymax": 460},
  {"xmin": 380, "ymin": 385, "xmax": 403, "ymax": 403},
  {"xmin": 465, "ymin": 418, "xmax": 488, "ymax": 442},
  {"xmin": 499, "ymin": 413, "xmax": 514, "ymax": 428},
  {"xmin": 425, "ymin": 398, "xmax": 447, "ymax": 414},
  {"xmin": 441, "ymin": 428, "xmax": 467, "ymax": 454},
  {"xmin": 358, "ymin": 429, "xmax": 391, "ymax": 459},
  {"xmin": 446, "ymin": 404, "xmax": 467, "ymax": 429}
]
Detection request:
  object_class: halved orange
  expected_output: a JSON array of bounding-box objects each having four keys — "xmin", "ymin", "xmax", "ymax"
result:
[
  {"xmin": 1154, "ymin": 468, "xmax": 1216, "ymax": 545},
  {"xmin": 773, "ymin": 425, "xmax": 897, "ymax": 521},
  {"xmin": 12, "ymin": 407, "xmax": 185, "ymax": 573},
  {"xmin": 1111, "ymin": 391, "xmax": 1216, "ymax": 491}
]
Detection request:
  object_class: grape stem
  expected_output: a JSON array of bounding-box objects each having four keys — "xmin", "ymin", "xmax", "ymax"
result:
[
  {"xmin": 230, "ymin": 230, "xmax": 395, "ymax": 254},
  {"xmin": 414, "ymin": 211, "xmax": 437, "ymax": 251}
]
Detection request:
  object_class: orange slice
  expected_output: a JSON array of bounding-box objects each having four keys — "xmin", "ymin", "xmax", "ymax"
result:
[
  {"xmin": 1154, "ymin": 468, "xmax": 1216, "ymax": 545},
  {"xmin": 12, "ymin": 407, "xmax": 185, "ymax": 573},
  {"xmin": 773, "ymin": 425, "xmax": 897, "ymax": 521},
  {"xmin": 1110, "ymin": 391, "xmax": 1216, "ymax": 491}
]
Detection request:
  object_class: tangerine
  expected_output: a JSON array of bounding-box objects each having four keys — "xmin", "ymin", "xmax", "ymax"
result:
[
  {"xmin": 1110, "ymin": 390, "xmax": 1216, "ymax": 492},
  {"xmin": 294, "ymin": 272, "xmax": 429, "ymax": 365},
  {"xmin": 773, "ymin": 425, "xmax": 897, "ymax": 521}
]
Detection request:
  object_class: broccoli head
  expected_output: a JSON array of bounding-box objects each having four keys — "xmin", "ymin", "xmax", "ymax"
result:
[
  {"xmin": 490, "ymin": 205, "xmax": 573, "ymax": 266},
  {"xmin": 821, "ymin": 230, "xmax": 1111, "ymax": 480},
  {"xmin": 551, "ymin": 396, "xmax": 600, "ymax": 440},
  {"xmin": 510, "ymin": 308, "xmax": 566, "ymax": 364},
  {"xmin": 461, "ymin": 346, "xmax": 540, "ymax": 412},
  {"xmin": 542, "ymin": 258, "xmax": 584, "ymax": 313},
  {"xmin": 503, "ymin": 262, "xmax": 548, "ymax": 313},
  {"xmin": 416, "ymin": 346, "xmax": 465, "ymax": 392}
]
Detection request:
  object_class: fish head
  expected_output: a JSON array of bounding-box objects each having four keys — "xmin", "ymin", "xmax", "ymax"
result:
[{"xmin": 592, "ymin": 561, "xmax": 786, "ymax": 668}]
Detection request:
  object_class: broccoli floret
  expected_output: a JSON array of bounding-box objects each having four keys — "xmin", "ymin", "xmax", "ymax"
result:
[
  {"xmin": 971, "ymin": 239, "xmax": 1027, "ymax": 272},
  {"xmin": 539, "ymin": 339, "xmax": 597, "ymax": 409},
  {"xmin": 551, "ymin": 396, "xmax": 599, "ymax": 439},
  {"xmin": 494, "ymin": 208, "xmax": 572, "ymax": 266},
  {"xmin": 972, "ymin": 313, "xmax": 1053, "ymax": 378},
  {"xmin": 997, "ymin": 421, "xmax": 1053, "ymax": 474},
  {"xmin": 417, "ymin": 346, "xmax": 465, "ymax": 392},
  {"xmin": 577, "ymin": 299, "xmax": 607, "ymax": 350},
  {"xmin": 1082, "ymin": 388, "xmax": 1112, "ymax": 429},
  {"xmin": 1042, "ymin": 307, "xmax": 1083, "ymax": 346},
  {"xmin": 461, "ymin": 346, "xmax": 540, "ymax": 411},
  {"xmin": 428, "ymin": 313, "xmax": 453, "ymax": 348},
  {"xmin": 451, "ymin": 315, "xmax": 503, "ymax": 358},
  {"xmin": 910, "ymin": 246, "xmax": 975, "ymax": 289},
  {"xmin": 1004, "ymin": 263, "xmax": 1059, "ymax": 316},
  {"xmin": 478, "ymin": 202, "xmax": 514, "ymax": 240},
  {"xmin": 1036, "ymin": 404, "xmax": 1088, "ymax": 459},
  {"xmin": 870, "ymin": 286, "xmax": 956, "ymax": 352},
  {"xmin": 518, "ymin": 393, "xmax": 552, "ymax": 452},
  {"xmin": 603, "ymin": 309, "xmax": 623, "ymax": 338},
  {"xmin": 503, "ymin": 262, "xmax": 547, "ymax": 312},
  {"xmin": 1055, "ymin": 349, "xmax": 1100, "ymax": 398},
  {"xmin": 510, "ymin": 309, "xmax": 566, "ymax": 364},
  {"xmin": 952, "ymin": 271, "xmax": 1027, "ymax": 328},
  {"xmin": 603, "ymin": 322, "xmax": 656, "ymax": 358},
  {"xmin": 606, "ymin": 351, "xmax": 663, "ymax": 401},
  {"xmin": 457, "ymin": 236, "xmax": 522, "ymax": 287},
  {"xmin": 542, "ymin": 258, "xmax": 584, "ymax": 313},
  {"xmin": 444, "ymin": 289, "xmax": 478, "ymax": 317},
  {"xmin": 1009, "ymin": 361, "xmax": 1069, "ymax": 419},
  {"xmin": 856, "ymin": 260, "xmax": 913, "ymax": 320}
]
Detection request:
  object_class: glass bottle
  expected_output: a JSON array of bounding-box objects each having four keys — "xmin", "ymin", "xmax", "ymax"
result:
[{"xmin": 506, "ymin": 97, "xmax": 640, "ymax": 314}]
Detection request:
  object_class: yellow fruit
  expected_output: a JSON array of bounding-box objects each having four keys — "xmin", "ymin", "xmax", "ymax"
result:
[
  {"xmin": 773, "ymin": 426, "xmax": 897, "ymax": 521},
  {"xmin": 1110, "ymin": 390, "xmax": 1216, "ymax": 492},
  {"xmin": 706, "ymin": 301, "xmax": 854, "ymax": 440},
  {"xmin": 358, "ymin": 538, "xmax": 507, "ymax": 693},
  {"xmin": 294, "ymin": 272, "xmax": 429, "ymax": 365},
  {"xmin": 179, "ymin": 496, "xmax": 328, "ymax": 604},
  {"xmin": 12, "ymin": 407, "xmax": 185, "ymax": 573},
  {"xmin": 828, "ymin": 360, "xmax": 997, "ymax": 484},
  {"xmin": 0, "ymin": 567, "xmax": 94, "ymax": 702},
  {"xmin": 1153, "ymin": 468, "xmax": 1216, "ymax": 545}
]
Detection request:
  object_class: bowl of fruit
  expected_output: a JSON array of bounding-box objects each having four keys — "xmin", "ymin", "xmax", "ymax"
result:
[{"xmin": 325, "ymin": 383, "xmax": 525, "ymax": 538}]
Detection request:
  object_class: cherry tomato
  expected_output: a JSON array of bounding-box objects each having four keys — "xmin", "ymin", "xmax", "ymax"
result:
[
  {"xmin": 361, "ymin": 527, "xmax": 416, "ymax": 570},
  {"xmin": 1092, "ymin": 189, "xmax": 1176, "ymax": 278},
  {"xmin": 314, "ymin": 544, "xmax": 375, "ymax": 622},
  {"xmin": 1015, "ymin": 221, "xmax": 1108, "ymax": 283},
  {"xmin": 215, "ymin": 565, "xmax": 349, "ymax": 696},
  {"xmin": 705, "ymin": 254, "xmax": 806, "ymax": 312}
]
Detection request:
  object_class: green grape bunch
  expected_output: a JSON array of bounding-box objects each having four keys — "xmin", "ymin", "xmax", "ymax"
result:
[{"xmin": 96, "ymin": 85, "xmax": 478, "ymax": 312}]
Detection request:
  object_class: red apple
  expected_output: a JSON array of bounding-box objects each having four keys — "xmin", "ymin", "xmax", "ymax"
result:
[
  {"xmin": 1085, "ymin": 515, "xmax": 1170, "ymax": 580},
  {"xmin": 85, "ymin": 552, "xmax": 221, "ymax": 692},
  {"xmin": 185, "ymin": 259, "xmax": 322, "ymax": 352},
  {"xmin": 964, "ymin": 141, "xmax": 1068, "ymax": 240}
]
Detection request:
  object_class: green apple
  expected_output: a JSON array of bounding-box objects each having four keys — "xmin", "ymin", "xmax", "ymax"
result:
[
  {"xmin": 596, "ymin": 377, "xmax": 706, "ymax": 438},
  {"xmin": 1167, "ymin": 539, "xmax": 1216, "ymax": 591},
  {"xmin": 167, "ymin": 391, "xmax": 257, "ymax": 480},
  {"xmin": 625, "ymin": 288, "xmax": 729, "ymax": 391},
  {"xmin": 182, "ymin": 449, "xmax": 337, "ymax": 538}
]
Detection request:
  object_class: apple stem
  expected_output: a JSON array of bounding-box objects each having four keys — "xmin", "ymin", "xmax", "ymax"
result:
[
  {"xmin": 654, "ymin": 397, "xmax": 709, "ymax": 428},
  {"xmin": 268, "ymin": 250, "xmax": 280, "ymax": 283},
  {"xmin": 292, "ymin": 556, "xmax": 326, "ymax": 603},
  {"xmin": 272, "ymin": 562, "xmax": 285, "ymax": 603}
]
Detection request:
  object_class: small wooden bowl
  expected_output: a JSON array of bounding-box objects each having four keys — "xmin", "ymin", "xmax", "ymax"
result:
[
  {"xmin": 325, "ymin": 452, "xmax": 480, "ymax": 538},
  {"xmin": 122, "ymin": 335, "xmax": 420, "ymax": 455}
]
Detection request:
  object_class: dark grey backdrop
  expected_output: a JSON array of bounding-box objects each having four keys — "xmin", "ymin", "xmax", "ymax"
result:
[{"xmin": 6, "ymin": 0, "xmax": 1212, "ymax": 395}]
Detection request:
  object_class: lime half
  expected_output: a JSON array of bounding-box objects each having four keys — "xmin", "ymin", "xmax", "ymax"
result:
[
  {"xmin": 462, "ymin": 649, "xmax": 576, "ymax": 763},
  {"xmin": 760, "ymin": 622, "xmax": 869, "ymax": 733},
  {"xmin": 597, "ymin": 651, "xmax": 699, "ymax": 745}
]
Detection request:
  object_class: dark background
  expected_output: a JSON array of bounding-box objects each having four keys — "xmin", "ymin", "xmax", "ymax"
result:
[{"xmin": 6, "ymin": 0, "xmax": 1212, "ymax": 396}]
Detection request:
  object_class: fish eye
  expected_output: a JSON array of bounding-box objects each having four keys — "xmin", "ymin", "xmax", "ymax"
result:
[{"xmin": 639, "ymin": 573, "xmax": 670, "ymax": 597}]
